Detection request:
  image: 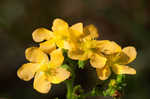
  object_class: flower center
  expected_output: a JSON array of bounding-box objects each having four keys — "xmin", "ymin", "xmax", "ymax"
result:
[{"xmin": 39, "ymin": 63, "xmax": 57, "ymax": 76}]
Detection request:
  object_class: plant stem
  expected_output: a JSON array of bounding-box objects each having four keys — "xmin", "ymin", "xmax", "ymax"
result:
[
  {"xmin": 66, "ymin": 80, "xmax": 73, "ymax": 99},
  {"xmin": 65, "ymin": 58, "xmax": 76, "ymax": 99}
]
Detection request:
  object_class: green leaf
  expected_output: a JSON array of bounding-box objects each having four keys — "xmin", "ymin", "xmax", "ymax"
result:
[
  {"xmin": 78, "ymin": 60, "xmax": 85, "ymax": 69},
  {"xmin": 91, "ymin": 88, "xmax": 96, "ymax": 96},
  {"xmin": 103, "ymin": 87, "xmax": 115, "ymax": 96}
]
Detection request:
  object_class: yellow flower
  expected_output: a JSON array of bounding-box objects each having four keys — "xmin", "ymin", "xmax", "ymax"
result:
[
  {"xmin": 68, "ymin": 24, "xmax": 122, "ymax": 69},
  {"xmin": 96, "ymin": 46, "xmax": 137, "ymax": 80},
  {"xmin": 68, "ymin": 39, "xmax": 121, "ymax": 69},
  {"xmin": 17, "ymin": 47, "xmax": 70, "ymax": 93},
  {"xmin": 32, "ymin": 18, "xmax": 84, "ymax": 53}
]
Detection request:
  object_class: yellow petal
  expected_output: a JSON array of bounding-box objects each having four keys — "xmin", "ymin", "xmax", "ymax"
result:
[
  {"xmin": 70, "ymin": 23, "xmax": 83, "ymax": 37},
  {"xmin": 112, "ymin": 64, "xmax": 136, "ymax": 75},
  {"xmin": 96, "ymin": 66, "xmax": 111, "ymax": 80},
  {"xmin": 40, "ymin": 40, "xmax": 56, "ymax": 53},
  {"xmin": 90, "ymin": 54, "xmax": 107, "ymax": 69},
  {"xmin": 56, "ymin": 40, "xmax": 71, "ymax": 49},
  {"xmin": 52, "ymin": 18, "xmax": 69, "ymax": 32},
  {"xmin": 49, "ymin": 49, "xmax": 64, "ymax": 68},
  {"xmin": 25, "ymin": 47, "xmax": 49, "ymax": 63},
  {"xmin": 83, "ymin": 24, "xmax": 99, "ymax": 40},
  {"xmin": 68, "ymin": 50, "xmax": 91, "ymax": 61},
  {"xmin": 122, "ymin": 46, "xmax": 137, "ymax": 63},
  {"xmin": 56, "ymin": 40, "xmax": 64, "ymax": 49},
  {"xmin": 47, "ymin": 67, "xmax": 70, "ymax": 84},
  {"xmin": 97, "ymin": 41, "xmax": 122, "ymax": 54},
  {"xmin": 70, "ymin": 23, "xmax": 83, "ymax": 33},
  {"xmin": 34, "ymin": 72, "xmax": 51, "ymax": 94},
  {"xmin": 32, "ymin": 28, "xmax": 54, "ymax": 42},
  {"xmin": 17, "ymin": 63, "xmax": 40, "ymax": 81},
  {"xmin": 109, "ymin": 52, "xmax": 130, "ymax": 65}
]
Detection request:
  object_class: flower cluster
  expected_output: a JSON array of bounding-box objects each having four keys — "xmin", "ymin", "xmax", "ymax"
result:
[{"xmin": 17, "ymin": 18, "xmax": 137, "ymax": 94}]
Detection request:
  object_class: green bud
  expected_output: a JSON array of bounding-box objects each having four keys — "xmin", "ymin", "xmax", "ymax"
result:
[
  {"xmin": 109, "ymin": 79, "xmax": 116, "ymax": 87},
  {"xmin": 116, "ymin": 75, "xmax": 123, "ymax": 83}
]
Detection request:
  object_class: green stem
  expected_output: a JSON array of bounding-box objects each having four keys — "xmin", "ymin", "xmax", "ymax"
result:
[
  {"xmin": 66, "ymin": 80, "xmax": 73, "ymax": 99},
  {"xmin": 65, "ymin": 58, "xmax": 76, "ymax": 99},
  {"xmin": 66, "ymin": 70, "xmax": 75, "ymax": 99}
]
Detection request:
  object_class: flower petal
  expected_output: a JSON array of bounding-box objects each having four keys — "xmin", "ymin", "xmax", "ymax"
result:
[
  {"xmin": 70, "ymin": 23, "xmax": 83, "ymax": 33},
  {"xmin": 40, "ymin": 40, "xmax": 56, "ymax": 53},
  {"xmin": 17, "ymin": 63, "xmax": 40, "ymax": 81},
  {"xmin": 32, "ymin": 28, "xmax": 54, "ymax": 42},
  {"xmin": 68, "ymin": 50, "xmax": 91, "ymax": 61},
  {"xmin": 83, "ymin": 24, "xmax": 99, "ymax": 40},
  {"xmin": 49, "ymin": 49, "xmax": 64, "ymax": 68},
  {"xmin": 56, "ymin": 40, "xmax": 71, "ymax": 49},
  {"xmin": 122, "ymin": 46, "xmax": 137, "ymax": 63},
  {"xmin": 25, "ymin": 47, "xmax": 49, "ymax": 63},
  {"xmin": 112, "ymin": 64, "xmax": 136, "ymax": 75},
  {"xmin": 96, "ymin": 66, "xmax": 111, "ymax": 80},
  {"xmin": 34, "ymin": 72, "xmax": 51, "ymax": 94},
  {"xmin": 90, "ymin": 54, "xmax": 107, "ymax": 69},
  {"xmin": 70, "ymin": 23, "xmax": 83, "ymax": 37},
  {"xmin": 109, "ymin": 52, "xmax": 130, "ymax": 65},
  {"xmin": 97, "ymin": 41, "xmax": 122, "ymax": 54},
  {"xmin": 47, "ymin": 67, "xmax": 70, "ymax": 84},
  {"xmin": 52, "ymin": 18, "xmax": 69, "ymax": 32}
]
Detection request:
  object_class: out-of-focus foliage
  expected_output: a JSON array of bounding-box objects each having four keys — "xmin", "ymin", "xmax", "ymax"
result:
[{"xmin": 0, "ymin": 0, "xmax": 150, "ymax": 99}]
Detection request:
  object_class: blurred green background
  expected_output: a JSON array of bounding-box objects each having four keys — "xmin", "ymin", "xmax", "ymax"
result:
[{"xmin": 0, "ymin": 0, "xmax": 149, "ymax": 99}]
